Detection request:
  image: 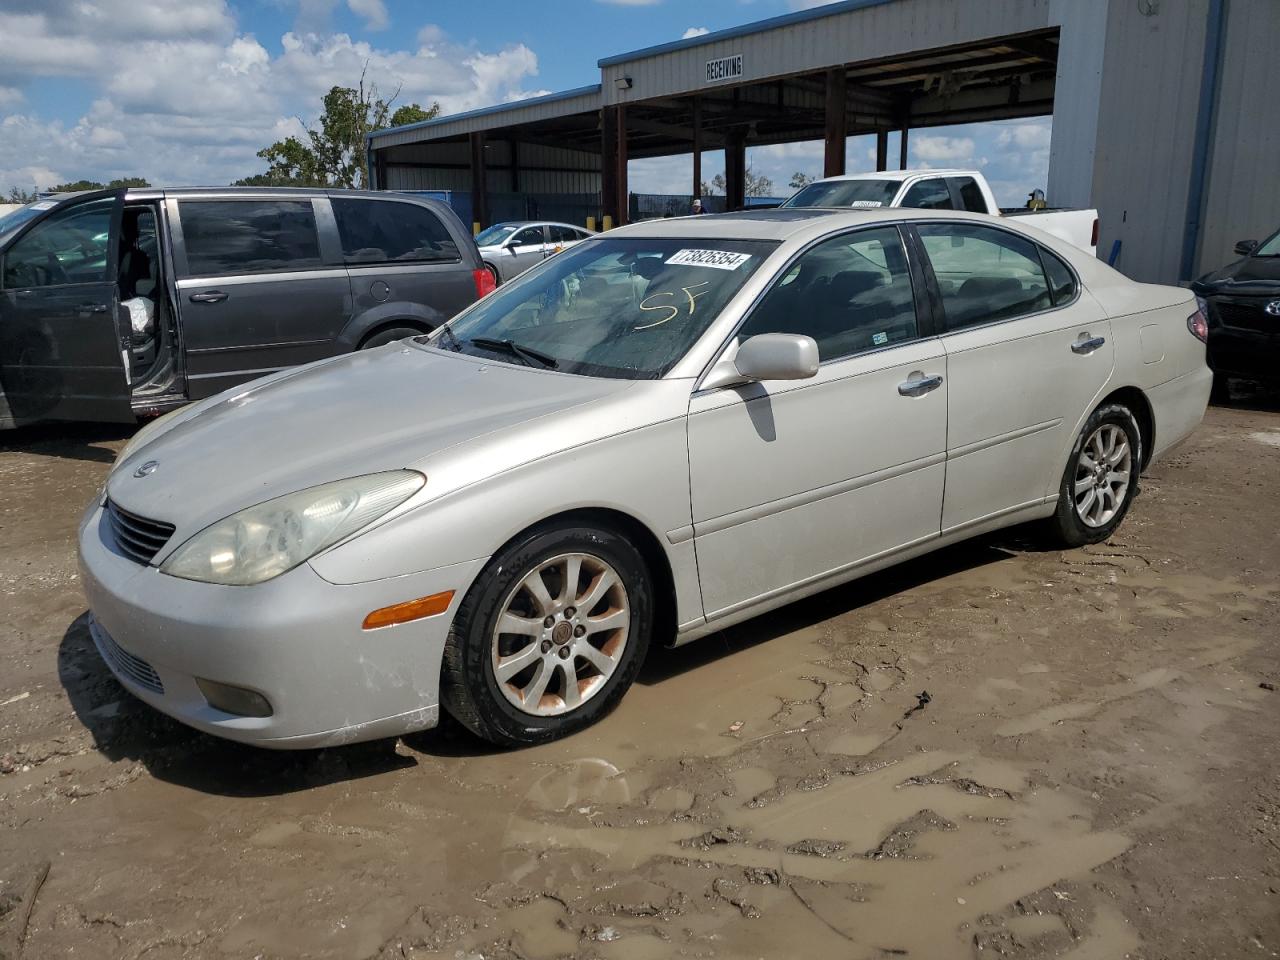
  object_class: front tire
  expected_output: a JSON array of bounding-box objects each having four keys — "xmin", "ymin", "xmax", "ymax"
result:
[
  {"xmin": 440, "ymin": 523, "xmax": 653, "ymax": 747},
  {"xmin": 1044, "ymin": 403, "xmax": 1142, "ymax": 547}
]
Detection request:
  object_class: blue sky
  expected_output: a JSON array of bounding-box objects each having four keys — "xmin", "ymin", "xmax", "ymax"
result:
[{"xmin": 0, "ymin": 0, "xmax": 1052, "ymax": 205}]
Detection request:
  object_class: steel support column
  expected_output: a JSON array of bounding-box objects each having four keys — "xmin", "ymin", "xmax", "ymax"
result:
[
  {"xmin": 725, "ymin": 128, "xmax": 746, "ymax": 211},
  {"xmin": 823, "ymin": 68, "xmax": 847, "ymax": 178},
  {"xmin": 692, "ymin": 96, "xmax": 702, "ymax": 199},
  {"xmin": 468, "ymin": 132, "xmax": 487, "ymax": 233},
  {"xmin": 875, "ymin": 128, "xmax": 889, "ymax": 171},
  {"xmin": 601, "ymin": 105, "xmax": 628, "ymax": 228}
]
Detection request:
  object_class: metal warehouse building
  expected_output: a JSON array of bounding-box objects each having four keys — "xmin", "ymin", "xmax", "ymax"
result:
[{"xmin": 368, "ymin": 0, "xmax": 1277, "ymax": 285}]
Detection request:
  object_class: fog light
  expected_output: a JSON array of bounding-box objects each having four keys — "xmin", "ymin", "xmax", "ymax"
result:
[{"xmin": 196, "ymin": 678, "xmax": 274, "ymax": 717}]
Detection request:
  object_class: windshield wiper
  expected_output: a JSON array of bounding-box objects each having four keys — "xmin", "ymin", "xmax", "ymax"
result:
[{"xmin": 467, "ymin": 337, "xmax": 559, "ymax": 370}]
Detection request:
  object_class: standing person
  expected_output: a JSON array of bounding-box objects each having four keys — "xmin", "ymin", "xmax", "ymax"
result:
[{"xmin": 691, "ymin": 198, "xmax": 704, "ymax": 215}]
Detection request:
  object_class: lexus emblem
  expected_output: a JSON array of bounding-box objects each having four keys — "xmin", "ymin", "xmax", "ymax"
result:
[
  {"xmin": 133, "ymin": 460, "xmax": 159, "ymax": 478},
  {"xmin": 1265, "ymin": 300, "xmax": 1280, "ymax": 317}
]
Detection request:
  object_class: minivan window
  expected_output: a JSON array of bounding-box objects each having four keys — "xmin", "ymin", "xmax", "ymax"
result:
[
  {"xmin": 440, "ymin": 237, "xmax": 775, "ymax": 380},
  {"xmin": 179, "ymin": 200, "xmax": 322, "ymax": 276},
  {"xmin": 917, "ymin": 222, "xmax": 1052, "ymax": 330},
  {"xmin": 332, "ymin": 198, "xmax": 459, "ymax": 265},
  {"xmin": 2, "ymin": 197, "xmax": 114, "ymax": 289},
  {"xmin": 952, "ymin": 177, "xmax": 989, "ymax": 213},
  {"xmin": 900, "ymin": 179, "xmax": 954, "ymax": 210},
  {"xmin": 737, "ymin": 226, "xmax": 918, "ymax": 362},
  {"xmin": 784, "ymin": 179, "xmax": 898, "ymax": 209}
]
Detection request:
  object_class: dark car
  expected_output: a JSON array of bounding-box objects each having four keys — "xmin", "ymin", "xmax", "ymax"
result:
[
  {"xmin": 1191, "ymin": 229, "xmax": 1280, "ymax": 397},
  {"xmin": 0, "ymin": 187, "xmax": 491, "ymax": 430}
]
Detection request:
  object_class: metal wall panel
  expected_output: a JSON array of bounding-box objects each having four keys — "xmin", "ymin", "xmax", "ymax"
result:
[
  {"xmin": 1045, "ymin": 0, "xmax": 1108, "ymax": 210},
  {"xmin": 600, "ymin": 0, "xmax": 1050, "ymax": 104},
  {"xmin": 1087, "ymin": 0, "xmax": 1209, "ymax": 283},
  {"xmin": 1197, "ymin": 0, "xmax": 1280, "ymax": 276}
]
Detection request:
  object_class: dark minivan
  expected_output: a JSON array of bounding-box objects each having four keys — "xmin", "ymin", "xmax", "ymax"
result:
[{"xmin": 0, "ymin": 187, "xmax": 489, "ymax": 429}]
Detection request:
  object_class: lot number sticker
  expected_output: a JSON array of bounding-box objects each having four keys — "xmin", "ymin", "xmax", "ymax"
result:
[{"xmin": 666, "ymin": 249, "xmax": 753, "ymax": 271}]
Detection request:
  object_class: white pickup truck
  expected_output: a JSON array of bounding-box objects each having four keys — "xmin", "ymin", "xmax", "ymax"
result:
[{"xmin": 783, "ymin": 169, "xmax": 1099, "ymax": 256}]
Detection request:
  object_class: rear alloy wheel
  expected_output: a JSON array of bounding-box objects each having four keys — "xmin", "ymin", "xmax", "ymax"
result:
[
  {"xmin": 359, "ymin": 326, "xmax": 425, "ymax": 349},
  {"xmin": 441, "ymin": 524, "xmax": 652, "ymax": 746},
  {"xmin": 1045, "ymin": 403, "xmax": 1142, "ymax": 547}
]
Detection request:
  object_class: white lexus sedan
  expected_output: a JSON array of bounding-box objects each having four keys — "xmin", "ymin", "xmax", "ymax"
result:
[{"xmin": 78, "ymin": 208, "xmax": 1211, "ymax": 748}]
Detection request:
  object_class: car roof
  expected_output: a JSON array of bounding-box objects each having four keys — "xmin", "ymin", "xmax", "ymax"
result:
[
  {"xmin": 609, "ymin": 206, "xmax": 992, "ymax": 242},
  {"xmin": 813, "ymin": 169, "xmax": 977, "ymax": 184}
]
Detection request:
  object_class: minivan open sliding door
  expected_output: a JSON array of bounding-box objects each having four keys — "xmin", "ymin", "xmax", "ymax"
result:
[{"xmin": 0, "ymin": 191, "xmax": 133, "ymax": 428}]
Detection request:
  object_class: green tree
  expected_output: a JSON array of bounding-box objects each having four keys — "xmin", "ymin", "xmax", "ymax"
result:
[
  {"xmin": 7, "ymin": 186, "xmax": 37, "ymax": 203},
  {"xmin": 48, "ymin": 177, "xmax": 151, "ymax": 192},
  {"xmin": 788, "ymin": 171, "xmax": 814, "ymax": 189},
  {"xmin": 745, "ymin": 166, "xmax": 773, "ymax": 198},
  {"xmin": 236, "ymin": 69, "xmax": 440, "ymax": 189}
]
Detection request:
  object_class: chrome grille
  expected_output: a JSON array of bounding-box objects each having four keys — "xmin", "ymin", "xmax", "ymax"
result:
[
  {"xmin": 91, "ymin": 620, "xmax": 164, "ymax": 694},
  {"xmin": 105, "ymin": 499, "xmax": 175, "ymax": 565}
]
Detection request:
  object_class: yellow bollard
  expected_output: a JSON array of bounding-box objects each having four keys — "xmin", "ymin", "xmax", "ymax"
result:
[
  {"xmin": 602, "ymin": 215, "xmax": 613, "ymax": 231},
  {"xmin": 473, "ymin": 222, "xmax": 481, "ymax": 236},
  {"xmin": 586, "ymin": 216, "xmax": 596, "ymax": 232}
]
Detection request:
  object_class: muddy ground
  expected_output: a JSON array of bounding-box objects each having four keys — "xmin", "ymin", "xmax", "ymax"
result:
[{"xmin": 1, "ymin": 391, "xmax": 1278, "ymax": 960}]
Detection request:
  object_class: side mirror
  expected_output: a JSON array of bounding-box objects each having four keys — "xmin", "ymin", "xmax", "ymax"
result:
[
  {"xmin": 734, "ymin": 333, "xmax": 820, "ymax": 382},
  {"xmin": 1234, "ymin": 239, "xmax": 1258, "ymax": 257}
]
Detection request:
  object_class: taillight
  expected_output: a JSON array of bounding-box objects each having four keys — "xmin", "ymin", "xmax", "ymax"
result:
[
  {"xmin": 1187, "ymin": 297, "xmax": 1209, "ymax": 343},
  {"xmin": 1090, "ymin": 218, "xmax": 1099, "ymax": 248},
  {"xmin": 473, "ymin": 268, "xmax": 496, "ymax": 299}
]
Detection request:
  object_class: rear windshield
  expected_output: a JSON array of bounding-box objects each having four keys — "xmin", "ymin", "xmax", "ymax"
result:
[
  {"xmin": 784, "ymin": 179, "xmax": 899, "ymax": 209},
  {"xmin": 438, "ymin": 237, "xmax": 777, "ymax": 379},
  {"xmin": 475, "ymin": 223, "xmax": 520, "ymax": 246}
]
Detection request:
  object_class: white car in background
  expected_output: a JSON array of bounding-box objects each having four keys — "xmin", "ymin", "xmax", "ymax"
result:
[
  {"xmin": 476, "ymin": 220, "xmax": 597, "ymax": 286},
  {"xmin": 785, "ymin": 168, "xmax": 1101, "ymax": 256}
]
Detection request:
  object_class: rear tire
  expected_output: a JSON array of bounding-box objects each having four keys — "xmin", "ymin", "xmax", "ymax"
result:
[
  {"xmin": 1043, "ymin": 403, "xmax": 1142, "ymax": 548},
  {"xmin": 359, "ymin": 326, "xmax": 425, "ymax": 349},
  {"xmin": 440, "ymin": 523, "xmax": 653, "ymax": 747}
]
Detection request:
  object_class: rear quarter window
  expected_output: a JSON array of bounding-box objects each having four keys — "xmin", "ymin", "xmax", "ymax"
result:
[
  {"xmin": 332, "ymin": 198, "xmax": 460, "ymax": 265},
  {"xmin": 179, "ymin": 200, "xmax": 322, "ymax": 276},
  {"xmin": 1040, "ymin": 247, "xmax": 1079, "ymax": 305}
]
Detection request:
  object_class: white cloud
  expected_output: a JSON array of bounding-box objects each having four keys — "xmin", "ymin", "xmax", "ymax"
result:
[
  {"xmin": 681, "ymin": 26, "xmax": 710, "ymax": 39},
  {"xmin": 0, "ymin": 3, "xmax": 549, "ymax": 192},
  {"xmin": 911, "ymin": 135, "xmax": 978, "ymax": 166},
  {"xmin": 346, "ymin": 0, "xmax": 388, "ymax": 31}
]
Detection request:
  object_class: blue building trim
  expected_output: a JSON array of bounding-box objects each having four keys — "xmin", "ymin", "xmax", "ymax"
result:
[{"xmin": 1180, "ymin": 0, "xmax": 1228, "ymax": 282}]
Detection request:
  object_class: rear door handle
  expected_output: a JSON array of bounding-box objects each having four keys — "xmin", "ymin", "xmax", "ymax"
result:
[
  {"xmin": 898, "ymin": 372, "xmax": 944, "ymax": 397},
  {"xmin": 188, "ymin": 290, "xmax": 228, "ymax": 304},
  {"xmin": 1072, "ymin": 335, "xmax": 1106, "ymax": 354}
]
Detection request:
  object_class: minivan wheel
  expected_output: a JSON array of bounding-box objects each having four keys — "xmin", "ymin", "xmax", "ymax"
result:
[
  {"xmin": 440, "ymin": 523, "xmax": 653, "ymax": 747},
  {"xmin": 359, "ymin": 326, "xmax": 425, "ymax": 349},
  {"xmin": 1044, "ymin": 402, "xmax": 1142, "ymax": 548}
]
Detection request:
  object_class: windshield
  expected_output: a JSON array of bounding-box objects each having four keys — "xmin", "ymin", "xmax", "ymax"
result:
[
  {"xmin": 475, "ymin": 223, "xmax": 520, "ymax": 247},
  {"xmin": 1255, "ymin": 229, "xmax": 1280, "ymax": 257},
  {"xmin": 437, "ymin": 237, "xmax": 777, "ymax": 379},
  {"xmin": 783, "ymin": 179, "xmax": 899, "ymax": 209},
  {"xmin": 0, "ymin": 201, "xmax": 53, "ymax": 236}
]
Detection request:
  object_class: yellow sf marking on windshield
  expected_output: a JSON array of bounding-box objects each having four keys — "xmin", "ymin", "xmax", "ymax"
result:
[{"xmin": 635, "ymin": 282, "xmax": 712, "ymax": 330}]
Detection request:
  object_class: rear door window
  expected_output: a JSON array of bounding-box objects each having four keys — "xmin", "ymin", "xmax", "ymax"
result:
[
  {"xmin": 916, "ymin": 223, "xmax": 1052, "ymax": 330},
  {"xmin": 549, "ymin": 225, "xmax": 579, "ymax": 244},
  {"xmin": 179, "ymin": 200, "xmax": 322, "ymax": 276},
  {"xmin": 950, "ymin": 177, "xmax": 989, "ymax": 213},
  {"xmin": 900, "ymin": 179, "xmax": 954, "ymax": 210},
  {"xmin": 736, "ymin": 226, "xmax": 920, "ymax": 362},
  {"xmin": 332, "ymin": 198, "xmax": 460, "ymax": 265}
]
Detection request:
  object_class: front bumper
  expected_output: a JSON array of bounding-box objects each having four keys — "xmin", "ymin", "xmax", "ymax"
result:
[{"xmin": 77, "ymin": 501, "xmax": 485, "ymax": 749}]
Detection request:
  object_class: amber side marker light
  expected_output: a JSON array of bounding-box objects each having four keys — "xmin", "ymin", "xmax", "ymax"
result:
[{"xmin": 362, "ymin": 590, "xmax": 455, "ymax": 630}]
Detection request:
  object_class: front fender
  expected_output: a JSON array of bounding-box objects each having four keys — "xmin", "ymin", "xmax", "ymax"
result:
[{"xmin": 337, "ymin": 301, "xmax": 445, "ymax": 351}]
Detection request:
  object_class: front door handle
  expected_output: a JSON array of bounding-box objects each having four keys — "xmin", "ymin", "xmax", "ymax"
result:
[
  {"xmin": 1072, "ymin": 335, "xmax": 1106, "ymax": 355},
  {"xmin": 188, "ymin": 290, "xmax": 228, "ymax": 304},
  {"xmin": 898, "ymin": 372, "xmax": 944, "ymax": 397},
  {"xmin": 77, "ymin": 302, "xmax": 109, "ymax": 314}
]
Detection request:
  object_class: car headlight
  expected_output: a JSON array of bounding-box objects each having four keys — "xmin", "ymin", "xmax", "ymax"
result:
[{"xmin": 160, "ymin": 471, "xmax": 425, "ymax": 586}]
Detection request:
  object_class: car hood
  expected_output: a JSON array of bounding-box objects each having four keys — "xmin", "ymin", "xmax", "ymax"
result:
[
  {"xmin": 107, "ymin": 345, "xmax": 633, "ymax": 540},
  {"xmin": 1193, "ymin": 255, "xmax": 1280, "ymax": 295}
]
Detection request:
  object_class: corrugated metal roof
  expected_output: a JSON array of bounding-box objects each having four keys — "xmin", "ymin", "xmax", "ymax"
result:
[
  {"xmin": 597, "ymin": 0, "xmax": 896, "ymax": 67},
  {"xmin": 368, "ymin": 84, "xmax": 602, "ymax": 146}
]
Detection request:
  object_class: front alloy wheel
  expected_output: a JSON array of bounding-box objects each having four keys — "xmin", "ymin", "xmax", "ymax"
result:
[{"xmin": 441, "ymin": 524, "xmax": 652, "ymax": 746}]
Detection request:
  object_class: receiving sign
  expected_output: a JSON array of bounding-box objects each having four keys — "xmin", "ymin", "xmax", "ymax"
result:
[{"xmin": 705, "ymin": 54, "xmax": 743, "ymax": 84}]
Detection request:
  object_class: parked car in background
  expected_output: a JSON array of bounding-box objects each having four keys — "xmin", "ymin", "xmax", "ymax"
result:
[
  {"xmin": 79, "ymin": 207, "xmax": 1210, "ymax": 750},
  {"xmin": 783, "ymin": 169, "xmax": 1100, "ymax": 256},
  {"xmin": 0, "ymin": 187, "xmax": 490, "ymax": 430},
  {"xmin": 1191, "ymin": 227, "xmax": 1280, "ymax": 397},
  {"xmin": 475, "ymin": 221, "xmax": 596, "ymax": 286}
]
